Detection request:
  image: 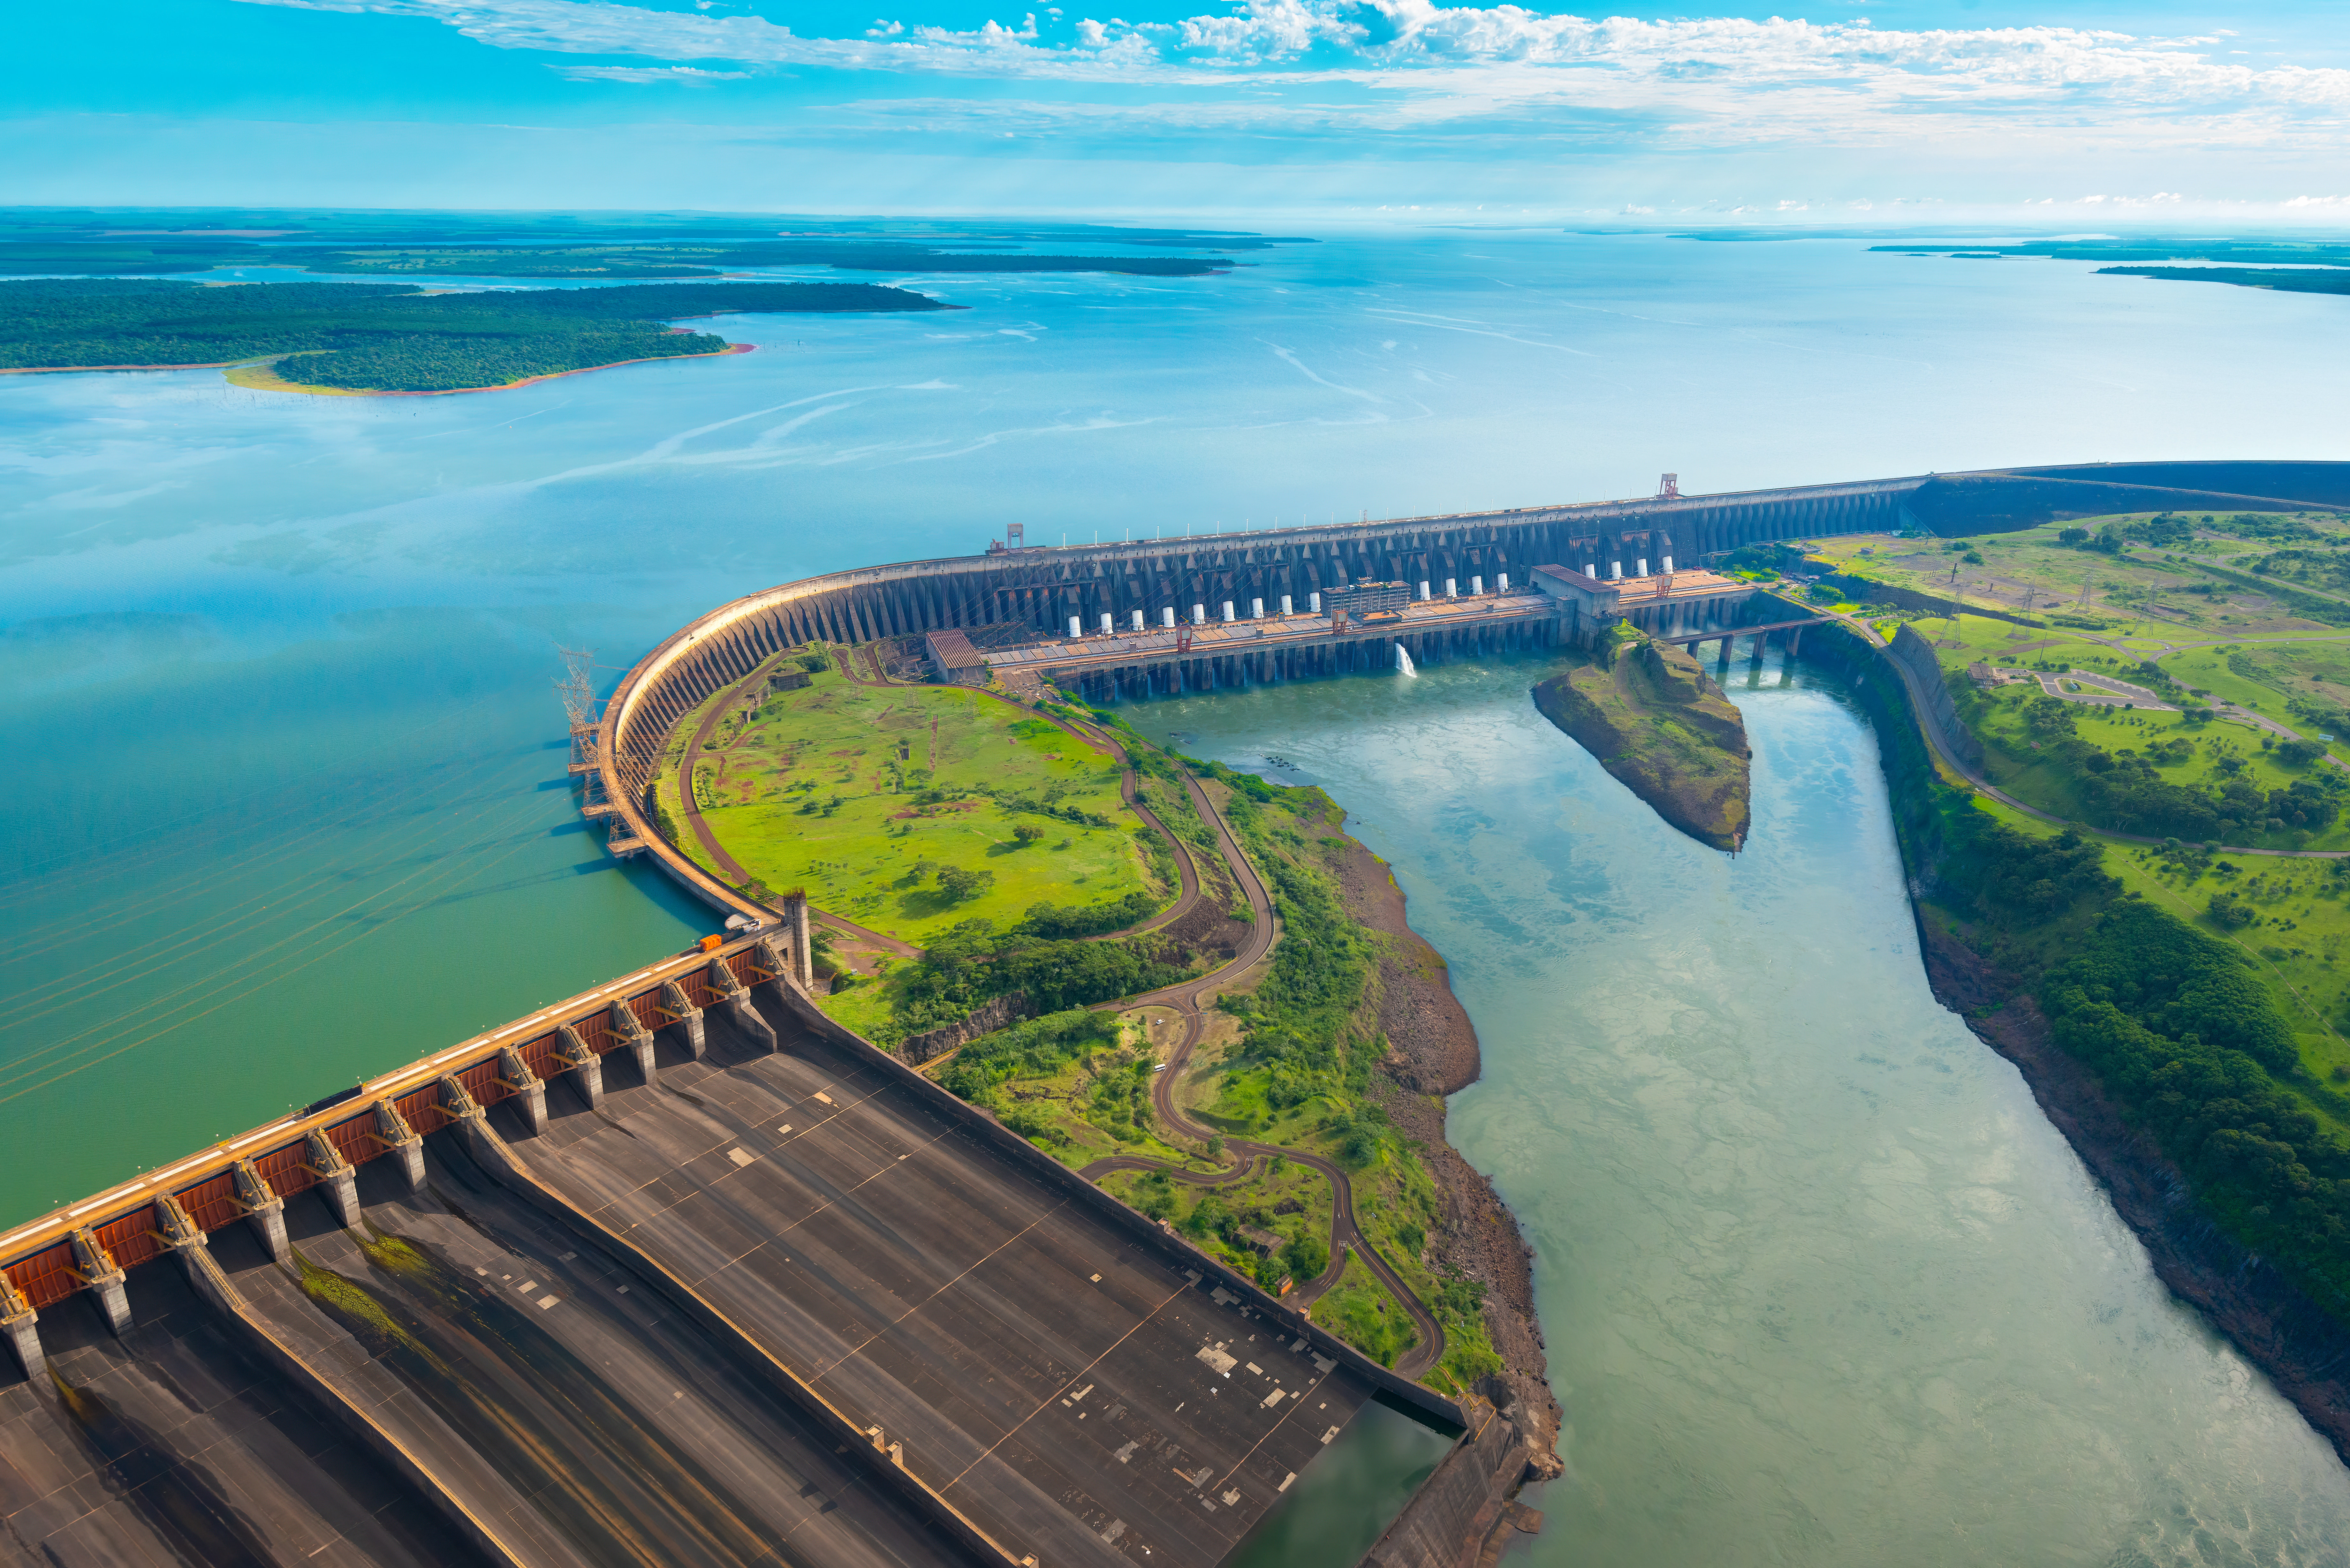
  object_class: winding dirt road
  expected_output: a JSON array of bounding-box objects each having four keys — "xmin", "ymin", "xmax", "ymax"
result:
[{"xmin": 1079, "ymin": 765, "xmax": 1446, "ymax": 1379}]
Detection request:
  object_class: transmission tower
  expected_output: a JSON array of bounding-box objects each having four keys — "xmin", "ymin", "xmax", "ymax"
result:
[{"xmin": 555, "ymin": 645, "xmax": 613, "ymax": 819}]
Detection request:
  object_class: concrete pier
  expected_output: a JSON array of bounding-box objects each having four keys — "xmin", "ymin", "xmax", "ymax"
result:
[
  {"xmin": 0, "ymin": 1270, "xmax": 37, "ymax": 1379},
  {"xmin": 553, "ymin": 1022, "xmax": 605, "ymax": 1110},
  {"xmin": 70, "ymin": 1226, "xmax": 129, "ymax": 1337},
  {"xmin": 305, "ymin": 1127, "xmax": 360, "ymax": 1226},
  {"xmin": 662, "ymin": 977, "xmax": 706, "ymax": 1058},
  {"xmin": 707, "ymin": 954, "xmax": 777, "ymax": 1050},
  {"xmin": 373, "ymin": 1097, "xmax": 425, "ymax": 1190},
  {"xmin": 610, "ymin": 997, "xmax": 657, "ymax": 1084},
  {"xmin": 232, "ymin": 1156, "xmax": 289, "ymax": 1262},
  {"xmin": 497, "ymin": 1044, "xmax": 548, "ymax": 1135}
]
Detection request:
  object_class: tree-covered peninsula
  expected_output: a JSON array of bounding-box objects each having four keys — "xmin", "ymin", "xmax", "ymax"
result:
[
  {"xmin": 0, "ymin": 277, "xmax": 948, "ymax": 393},
  {"xmin": 1532, "ymin": 627, "xmax": 1753, "ymax": 852}
]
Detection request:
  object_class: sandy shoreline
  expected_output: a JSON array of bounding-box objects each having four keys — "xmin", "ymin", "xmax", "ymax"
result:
[{"xmin": 2, "ymin": 341, "xmax": 754, "ymax": 396}]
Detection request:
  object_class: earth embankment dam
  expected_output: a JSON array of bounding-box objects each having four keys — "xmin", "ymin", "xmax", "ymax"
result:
[{"xmin": 10, "ymin": 458, "xmax": 2350, "ymax": 1568}]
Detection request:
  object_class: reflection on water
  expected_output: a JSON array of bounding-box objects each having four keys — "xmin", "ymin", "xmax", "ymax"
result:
[
  {"xmin": 1228, "ymin": 1398, "xmax": 1456, "ymax": 1568},
  {"xmin": 1126, "ymin": 650, "xmax": 2350, "ymax": 1568}
]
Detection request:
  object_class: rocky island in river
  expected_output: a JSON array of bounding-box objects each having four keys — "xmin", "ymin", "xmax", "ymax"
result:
[{"xmin": 1531, "ymin": 627, "xmax": 1753, "ymax": 851}]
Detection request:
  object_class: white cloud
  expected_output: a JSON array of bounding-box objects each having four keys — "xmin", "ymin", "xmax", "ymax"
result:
[
  {"xmin": 555, "ymin": 62, "xmax": 752, "ymax": 80},
  {"xmin": 236, "ymin": 0, "xmax": 2350, "ymax": 150}
]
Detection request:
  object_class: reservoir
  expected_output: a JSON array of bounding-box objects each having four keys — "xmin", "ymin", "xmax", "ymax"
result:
[{"xmin": 1127, "ymin": 650, "xmax": 2350, "ymax": 1565}]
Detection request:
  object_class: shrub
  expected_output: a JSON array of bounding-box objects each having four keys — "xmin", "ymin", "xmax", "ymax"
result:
[{"xmin": 2209, "ymin": 894, "xmax": 2258, "ymax": 930}]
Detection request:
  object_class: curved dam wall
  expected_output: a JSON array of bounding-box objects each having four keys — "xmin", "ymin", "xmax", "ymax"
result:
[{"xmin": 593, "ymin": 460, "xmax": 2350, "ymax": 888}]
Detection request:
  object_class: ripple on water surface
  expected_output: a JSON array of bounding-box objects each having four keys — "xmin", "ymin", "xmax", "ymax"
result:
[{"xmin": 1127, "ymin": 649, "xmax": 2350, "ymax": 1568}]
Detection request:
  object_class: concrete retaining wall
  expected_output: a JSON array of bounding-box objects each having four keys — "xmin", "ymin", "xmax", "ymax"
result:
[
  {"xmin": 1357, "ymin": 1398, "xmax": 1535, "ymax": 1568},
  {"xmin": 1886, "ymin": 624, "xmax": 1986, "ymax": 769}
]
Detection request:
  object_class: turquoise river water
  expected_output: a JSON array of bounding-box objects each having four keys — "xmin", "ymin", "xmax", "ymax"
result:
[{"xmin": 5, "ymin": 226, "xmax": 2350, "ymax": 1563}]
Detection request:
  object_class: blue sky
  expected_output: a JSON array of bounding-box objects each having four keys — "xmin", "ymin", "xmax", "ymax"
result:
[{"xmin": 11, "ymin": 0, "xmax": 2349, "ymax": 218}]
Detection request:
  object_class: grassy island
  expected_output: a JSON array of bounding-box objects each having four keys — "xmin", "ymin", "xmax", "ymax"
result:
[
  {"xmin": 0, "ymin": 277, "xmax": 947, "ymax": 393},
  {"xmin": 1531, "ymin": 627, "xmax": 1752, "ymax": 851}
]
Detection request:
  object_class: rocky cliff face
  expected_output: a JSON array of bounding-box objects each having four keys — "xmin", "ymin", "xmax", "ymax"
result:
[{"xmin": 1532, "ymin": 636, "xmax": 1752, "ymax": 852}]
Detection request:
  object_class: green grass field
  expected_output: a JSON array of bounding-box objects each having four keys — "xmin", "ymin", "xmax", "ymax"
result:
[
  {"xmin": 680, "ymin": 663, "xmax": 1162, "ymax": 944},
  {"xmin": 1965, "ymin": 797, "xmax": 2350, "ymax": 1135},
  {"xmin": 1963, "ymin": 683, "xmax": 2350, "ymax": 851},
  {"xmin": 1806, "ymin": 510, "xmax": 2350, "ymax": 638}
]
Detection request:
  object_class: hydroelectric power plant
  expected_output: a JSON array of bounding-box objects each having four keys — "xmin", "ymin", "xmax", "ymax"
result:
[{"xmin": 8, "ymin": 459, "xmax": 2350, "ymax": 1568}]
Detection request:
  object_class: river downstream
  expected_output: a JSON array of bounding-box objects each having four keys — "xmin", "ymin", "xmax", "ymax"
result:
[{"xmin": 1128, "ymin": 650, "xmax": 2350, "ymax": 1567}]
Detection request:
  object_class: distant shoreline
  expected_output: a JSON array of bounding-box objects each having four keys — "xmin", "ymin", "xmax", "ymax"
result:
[{"xmin": 0, "ymin": 340, "xmax": 756, "ymax": 396}]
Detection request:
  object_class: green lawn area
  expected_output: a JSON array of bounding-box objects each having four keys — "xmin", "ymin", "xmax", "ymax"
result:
[
  {"xmin": 1807, "ymin": 511, "xmax": 2350, "ymax": 641},
  {"xmin": 682, "ymin": 664, "xmax": 1163, "ymax": 945},
  {"xmin": 1963, "ymin": 682, "xmax": 2350, "ymax": 851}
]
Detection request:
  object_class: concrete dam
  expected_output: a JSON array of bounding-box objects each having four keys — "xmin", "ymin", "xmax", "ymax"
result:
[
  {"xmin": 11, "ymin": 458, "xmax": 2349, "ymax": 1568},
  {"xmin": 0, "ymin": 931, "xmax": 1458, "ymax": 1568}
]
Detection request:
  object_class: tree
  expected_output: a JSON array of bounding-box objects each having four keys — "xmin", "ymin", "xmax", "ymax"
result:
[
  {"xmin": 936, "ymin": 865, "xmax": 995, "ymax": 902},
  {"xmin": 1012, "ymin": 823, "xmax": 1044, "ymax": 845},
  {"xmin": 1283, "ymin": 1232, "xmax": 1329, "ymax": 1281}
]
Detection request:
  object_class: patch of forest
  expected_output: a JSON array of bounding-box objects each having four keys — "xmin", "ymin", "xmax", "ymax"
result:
[
  {"xmin": 1866, "ymin": 237, "xmax": 2350, "ymax": 268},
  {"xmin": 2096, "ymin": 267, "xmax": 2350, "ymax": 298},
  {"xmin": 0, "ymin": 277, "xmax": 948, "ymax": 391},
  {"xmin": 0, "ymin": 210, "xmax": 1301, "ymax": 279},
  {"xmin": 0, "ymin": 231, "xmax": 1252, "ymax": 281}
]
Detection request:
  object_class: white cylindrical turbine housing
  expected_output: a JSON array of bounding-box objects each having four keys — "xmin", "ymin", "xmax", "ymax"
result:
[
  {"xmin": 1445, "ymin": 578, "xmax": 1457, "ymax": 598},
  {"xmin": 1101, "ymin": 613, "xmax": 1114, "ymax": 634},
  {"xmin": 1662, "ymin": 556, "xmax": 1675, "ymax": 573},
  {"xmin": 1610, "ymin": 562, "xmax": 1623, "ymax": 580},
  {"xmin": 1193, "ymin": 604, "xmax": 1206, "ymax": 624},
  {"xmin": 1251, "ymin": 597, "xmax": 1264, "ymax": 618},
  {"xmin": 1068, "ymin": 616, "xmax": 1082, "ymax": 638},
  {"xmin": 1281, "ymin": 594, "xmax": 1294, "ymax": 615},
  {"xmin": 1418, "ymin": 581, "xmax": 1431, "ymax": 600},
  {"xmin": 1222, "ymin": 601, "xmax": 1235, "ymax": 622},
  {"xmin": 1131, "ymin": 610, "xmax": 1145, "ymax": 631},
  {"xmin": 1497, "ymin": 572, "xmax": 1510, "ymax": 591},
  {"xmin": 1470, "ymin": 576, "xmax": 1483, "ymax": 595},
  {"xmin": 1637, "ymin": 558, "xmax": 1649, "ymax": 577},
  {"xmin": 1309, "ymin": 591, "xmax": 1322, "ymax": 614},
  {"xmin": 1162, "ymin": 607, "xmax": 1176, "ymax": 629}
]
